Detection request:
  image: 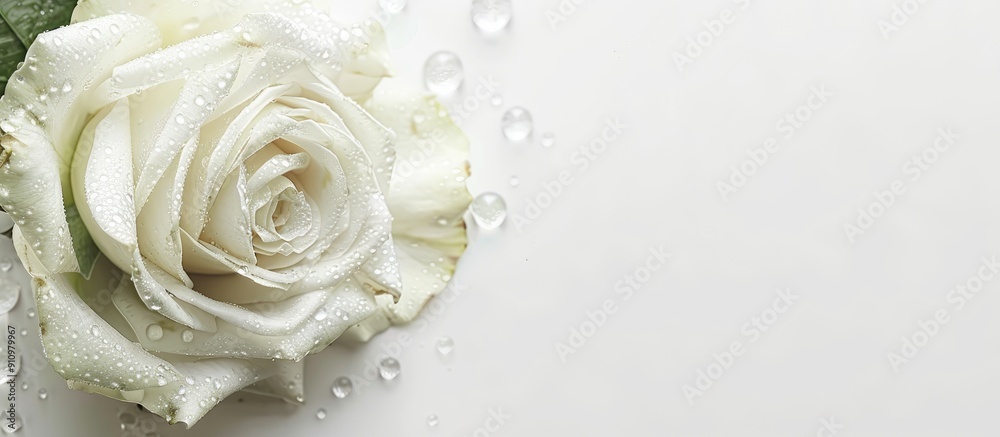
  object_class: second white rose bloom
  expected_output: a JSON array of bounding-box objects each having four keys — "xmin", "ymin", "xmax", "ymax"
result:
[{"xmin": 0, "ymin": 0, "xmax": 470, "ymax": 427}]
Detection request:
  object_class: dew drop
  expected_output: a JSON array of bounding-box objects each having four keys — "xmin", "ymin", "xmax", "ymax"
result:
[
  {"xmin": 427, "ymin": 414, "xmax": 439, "ymax": 427},
  {"xmin": 145, "ymin": 324, "xmax": 163, "ymax": 341},
  {"xmin": 379, "ymin": 0, "xmax": 407, "ymax": 14},
  {"xmin": 314, "ymin": 309, "xmax": 328, "ymax": 321},
  {"xmin": 490, "ymin": 94, "xmax": 503, "ymax": 107},
  {"xmin": 470, "ymin": 193, "xmax": 507, "ymax": 230},
  {"xmin": 316, "ymin": 408, "xmax": 327, "ymax": 420},
  {"xmin": 472, "ymin": 0, "xmax": 512, "ymax": 32},
  {"xmin": 118, "ymin": 410, "xmax": 138, "ymax": 429},
  {"xmin": 194, "ymin": 95, "xmax": 206, "ymax": 107},
  {"xmin": 37, "ymin": 388, "xmax": 47, "ymax": 400},
  {"xmin": 0, "ymin": 277, "xmax": 20, "ymax": 314},
  {"xmin": 501, "ymin": 107, "xmax": 533, "ymax": 141},
  {"xmin": 435, "ymin": 336, "xmax": 455, "ymax": 356},
  {"xmin": 181, "ymin": 329, "xmax": 194, "ymax": 343},
  {"xmin": 90, "ymin": 325, "xmax": 101, "ymax": 336},
  {"xmin": 331, "ymin": 377, "xmax": 353, "ymax": 398},
  {"xmin": 378, "ymin": 358, "xmax": 401, "ymax": 381},
  {"xmin": 541, "ymin": 132, "xmax": 555, "ymax": 147},
  {"xmin": 423, "ymin": 51, "xmax": 464, "ymax": 95}
]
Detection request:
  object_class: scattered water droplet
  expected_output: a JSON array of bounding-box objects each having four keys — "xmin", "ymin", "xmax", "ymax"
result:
[
  {"xmin": 331, "ymin": 377, "xmax": 353, "ymax": 398},
  {"xmin": 118, "ymin": 410, "xmax": 138, "ymax": 429},
  {"xmin": 379, "ymin": 0, "xmax": 407, "ymax": 14},
  {"xmin": 145, "ymin": 324, "xmax": 163, "ymax": 341},
  {"xmin": 427, "ymin": 414, "xmax": 439, "ymax": 427},
  {"xmin": 424, "ymin": 51, "xmax": 464, "ymax": 95},
  {"xmin": 194, "ymin": 95, "xmax": 206, "ymax": 107},
  {"xmin": 509, "ymin": 176, "xmax": 520, "ymax": 187},
  {"xmin": 490, "ymin": 94, "xmax": 503, "ymax": 107},
  {"xmin": 501, "ymin": 107, "xmax": 533, "ymax": 141},
  {"xmin": 90, "ymin": 325, "xmax": 101, "ymax": 336},
  {"xmin": 0, "ymin": 277, "xmax": 19, "ymax": 314},
  {"xmin": 314, "ymin": 309, "xmax": 328, "ymax": 321},
  {"xmin": 470, "ymin": 193, "xmax": 507, "ymax": 230},
  {"xmin": 435, "ymin": 336, "xmax": 455, "ymax": 355},
  {"xmin": 378, "ymin": 358, "xmax": 401, "ymax": 381},
  {"xmin": 181, "ymin": 329, "xmax": 194, "ymax": 343},
  {"xmin": 316, "ymin": 408, "xmax": 327, "ymax": 420},
  {"xmin": 472, "ymin": 0, "xmax": 513, "ymax": 32},
  {"xmin": 541, "ymin": 132, "xmax": 555, "ymax": 147},
  {"xmin": 37, "ymin": 388, "xmax": 47, "ymax": 400},
  {"xmin": 0, "ymin": 258, "xmax": 12, "ymax": 272},
  {"xmin": 26, "ymin": 308, "xmax": 34, "ymax": 318}
]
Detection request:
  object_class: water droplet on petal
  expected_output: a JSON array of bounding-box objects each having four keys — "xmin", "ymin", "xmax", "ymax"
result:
[
  {"xmin": 435, "ymin": 336, "xmax": 454, "ymax": 355},
  {"xmin": 378, "ymin": 358, "xmax": 400, "ymax": 381},
  {"xmin": 501, "ymin": 107, "xmax": 533, "ymax": 141},
  {"xmin": 145, "ymin": 324, "xmax": 163, "ymax": 341},
  {"xmin": 331, "ymin": 377, "xmax": 353, "ymax": 398},
  {"xmin": 424, "ymin": 51, "xmax": 464, "ymax": 95},
  {"xmin": 470, "ymin": 193, "xmax": 507, "ymax": 230},
  {"xmin": 181, "ymin": 329, "xmax": 194, "ymax": 343},
  {"xmin": 90, "ymin": 325, "xmax": 101, "ymax": 336}
]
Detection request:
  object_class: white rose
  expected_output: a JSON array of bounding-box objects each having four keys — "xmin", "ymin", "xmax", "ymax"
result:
[{"xmin": 0, "ymin": 0, "xmax": 471, "ymax": 426}]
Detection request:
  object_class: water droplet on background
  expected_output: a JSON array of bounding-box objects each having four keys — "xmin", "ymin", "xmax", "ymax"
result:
[
  {"xmin": 0, "ymin": 277, "xmax": 20, "ymax": 314},
  {"xmin": 331, "ymin": 377, "xmax": 353, "ymax": 398},
  {"xmin": 427, "ymin": 414, "xmax": 439, "ymax": 427},
  {"xmin": 316, "ymin": 408, "xmax": 327, "ymax": 420},
  {"xmin": 379, "ymin": 0, "xmax": 407, "ymax": 14},
  {"xmin": 509, "ymin": 176, "xmax": 520, "ymax": 187},
  {"xmin": 541, "ymin": 132, "xmax": 555, "ymax": 148},
  {"xmin": 37, "ymin": 389, "xmax": 47, "ymax": 400},
  {"xmin": 436, "ymin": 336, "xmax": 455, "ymax": 356},
  {"xmin": 118, "ymin": 410, "xmax": 138, "ymax": 430},
  {"xmin": 0, "ymin": 258, "xmax": 12, "ymax": 272},
  {"xmin": 472, "ymin": 0, "xmax": 512, "ymax": 32},
  {"xmin": 470, "ymin": 193, "xmax": 507, "ymax": 230},
  {"xmin": 490, "ymin": 94, "xmax": 503, "ymax": 107},
  {"xmin": 501, "ymin": 107, "xmax": 533, "ymax": 141},
  {"xmin": 424, "ymin": 51, "xmax": 464, "ymax": 95},
  {"xmin": 378, "ymin": 358, "xmax": 401, "ymax": 380}
]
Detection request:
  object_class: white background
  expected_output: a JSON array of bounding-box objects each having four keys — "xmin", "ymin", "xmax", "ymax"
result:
[{"xmin": 13, "ymin": 0, "xmax": 1000, "ymax": 435}]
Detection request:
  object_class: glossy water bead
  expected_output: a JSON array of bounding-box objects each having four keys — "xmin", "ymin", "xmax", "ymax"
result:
[
  {"xmin": 427, "ymin": 414, "xmax": 440, "ymax": 427},
  {"xmin": 470, "ymin": 193, "xmax": 507, "ymax": 230},
  {"xmin": 331, "ymin": 377, "xmax": 353, "ymax": 398},
  {"xmin": 378, "ymin": 357, "xmax": 401, "ymax": 380},
  {"xmin": 424, "ymin": 51, "xmax": 464, "ymax": 95},
  {"xmin": 541, "ymin": 132, "xmax": 555, "ymax": 147},
  {"xmin": 379, "ymin": 0, "xmax": 407, "ymax": 14},
  {"xmin": 472, "ymin": 0, "xmax": 512, "ymax": 32},
  {"xmin": 435, "ymin": 336, "xmax": 455, "ymax": 356},
  {"xmin": 501, "ymin": 107, "xmax": 533, "ymax": 141}
]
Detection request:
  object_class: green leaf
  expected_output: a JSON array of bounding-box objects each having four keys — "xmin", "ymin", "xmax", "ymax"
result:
[
  {"xmin": 66, "ymin": 204, "xmax": 99, "ymax": 279},
  {"xmin": 0, "ymin": 0, "xmax": 76, "ymax": 48},
  {"xmin": 0, "ymin": 17, "xmax": 25, "ymax": 88},
  {"xmin": 0, "ymin": 0, "xmax": 76, "ymax": 94}
]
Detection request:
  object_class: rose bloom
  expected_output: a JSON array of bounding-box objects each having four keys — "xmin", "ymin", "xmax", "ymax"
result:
[{"xmin": 0, "ymin": 0, "xmax": 470, "ymax": 426}]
